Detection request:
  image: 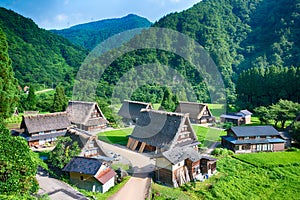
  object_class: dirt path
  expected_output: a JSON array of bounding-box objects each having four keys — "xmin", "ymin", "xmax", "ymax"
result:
[{"xmin": 109, "ymin": 177, "xmax": 150, "ymax": 200}]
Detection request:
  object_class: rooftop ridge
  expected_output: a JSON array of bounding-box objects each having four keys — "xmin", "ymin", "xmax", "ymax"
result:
[
  {"xmin": 140, "ymin": 108, "xmax": 188, "ymax": 117},
  {"xmin": 68, "ymin": 100, "xmax": 96, "ymax": 104},
  {"xmin": 123, "ymin": 99, "xmax": 151, "ymax": 105},
  {"xmin": 178, "ymin": 101, "xmax": 208, "ymax": 106},
  {"xmin": 24, "ymin": 112, "xmax": 68, "ymax": 119}
]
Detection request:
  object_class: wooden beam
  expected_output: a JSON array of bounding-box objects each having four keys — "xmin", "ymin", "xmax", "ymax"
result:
[
  {"xmin": 126, "ymin": 138, "xmax": 133, "ymax": 148},
  {"xmin": 138, "ymin": 142, "xmax": 146, "ymax": 153},
  {"xmin": 131, "ymin": 140, "xmax": 139, "ymax": 151}
]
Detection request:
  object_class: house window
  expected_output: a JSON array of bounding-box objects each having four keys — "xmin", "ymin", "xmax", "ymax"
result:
[
  {"xmin": 39, "ymin": 131, "xmax": 44, "ymax": 135},
  {"xmin": 178, "ymin": 163, "xmax": 181, "ymax": 167},
  {"xmin": 245, "ymin": 136, "xmax": 249, "ymax": 140},
  {"xmin": 266, "ymin": 136, "xmax": 271, "ymax": 139},
  {"xmin": 51, "ymin": 130, "xmax": 56, "ymax": 133},
  {"xmin": 80, "ymin": 176, "xmax": 83, "ymax": 180},
  {"xmin": 256, "ymin": 136, "xmax": 260, "ymax": 139},
  {"xmin": 235, "ymin": 145, "xmax": 239, "ymax": 150}
]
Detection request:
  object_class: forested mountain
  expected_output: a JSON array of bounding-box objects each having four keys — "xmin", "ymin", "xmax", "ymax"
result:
[
  {"xmin": 51, "ymin": 14, "xmax": 152, "ymax": 50},
  {"xmin": 0, "ymin": 7, "xmax": 88, "ymax": 88}
]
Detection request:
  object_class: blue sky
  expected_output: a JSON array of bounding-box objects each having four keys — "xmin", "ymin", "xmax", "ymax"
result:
[{"xmin": 0, "ymin": 0, "xmax": 200, "ymax": 30}]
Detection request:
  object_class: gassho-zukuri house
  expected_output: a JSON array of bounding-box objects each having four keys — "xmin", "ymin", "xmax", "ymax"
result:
[
  {"xmin": 66, "ymin": 101, "xmax": 108, "ymax": 131},
  {"xmin": 118, "ymin": 100, "xmax": 153, "ymax": 125},
  {"xmin": 126, "ymin": 109, "xmax": 199, "ymax": 153},
  {"xmin": 155, "ymin": 147, "xmax": 217, "ymax": 187},
  {"xmin": 221, "ymin": 126, "xmax": 285, "ymax": 153},
  {"xmin": 63, "ymin": 156, "xmax": 116, "ymax": 193},
  {"xmin": 20, "ymin": 112, "xmax": 71, "ymax": 147},
  {"xmin": 175, "ymin": 101, "xmax": 215, "ymax": 124}
]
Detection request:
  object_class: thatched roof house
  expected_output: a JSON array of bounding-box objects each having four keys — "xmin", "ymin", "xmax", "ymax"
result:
[
  {"xmin": 66, "ymin": 101, "xmax": 108, "ymax": 131},
  {"xmin": 118, "ymin": 100, "xmax": 153, "ymax": 124},
  {"xmin": 66, "ymin": 128, "xmax": 108, "ymax": 158},
  {"xmin": 155, "ymin": 147, "xmax": 217, "ymax": 187},
  {"xmin": 127, "ymin": 109, "xmax": 199, "ymax": 153},
  {"xmin": 175, "ymin": 101, "xmax": 215, "ymax": 124},
  {"xmin": 63, "ymin": 156, "xmax": 116, "ymax": 193},
  {"xmin": 20, "ymin": 112, "xmax": 70, "ymax": 147}
]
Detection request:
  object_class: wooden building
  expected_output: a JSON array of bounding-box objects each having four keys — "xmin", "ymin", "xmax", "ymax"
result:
[
  {"xmin": 175, "ymin": 101, "xmax": 215, "ymax": 124},
  {"xmin": 66, "ymin": 101, "xmax": 108, "ymax": 131},
  {"xmin": 220, "ymin": 109, "xmax": 252, "ymax": 126},
  {"xmin": 118, "ymin": 100, "xmax": 153, "ymax": 125},
  {"xmin": 20, "ymin": 112, "xmax": 70, "ymax": 147},
  {"xmin": 221, "ymin": 126, "xmax": 285, "ymax": 153},
  {"xmin": 155, "ymin": 147, "xmax": 217, "ymax": 187},
  {"xmin": 63, "ymin": 157, "xmax": 116, "ymax": 193},
  {"xmin": 126, "ymin": 109, "xmax": 200, "ymax": 153},
  {"xmin": 66, "ymin": 129, "xmax": 108, "ymax": 158}
]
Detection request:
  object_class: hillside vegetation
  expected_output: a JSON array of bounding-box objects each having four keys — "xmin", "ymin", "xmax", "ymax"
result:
[
  {"xmin": 0, "ymin": 7, "xmax": 88, "ymax": 88},
  {"xmin": 51, "ymin": 14, "xmax": 152, "ymax": 50}
]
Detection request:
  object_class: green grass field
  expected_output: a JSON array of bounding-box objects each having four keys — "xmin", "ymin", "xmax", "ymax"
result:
[
  {"xmin": 207, "ymin": 104, "xmax": 225, "ymax": 119},
  {"xmin": 152, "ymin": 152, "xmax": 300, "ymax": 199},
  {"xmin": 98, "ymin": 128, "xmax": 133, "ymax": 145},
  {"xmin": 192, "ymin": 125, "xmax": 226, "ymax": 148},
  {"xmin": 234, "ymin": 151, "xmax": 300, "ymax": 167}
]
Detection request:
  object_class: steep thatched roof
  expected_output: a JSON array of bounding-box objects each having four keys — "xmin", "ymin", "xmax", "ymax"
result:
[
  {"xmin": 118, "ymin": 100, "xmax": 152, "ymax": 122},
  {"xmin": 162, "ymin": 147, "xmax": 202, "ymax": 164},
  {"xmin": 175, "ymin": 101, "xmax": 213, "ymax": 119},
  {"xmin": 20, "ymin": 112, "xmax": 71, "ymax": 134},
  {"xmin": 66, "ymin": 101, "xmax": 108, "ymax": 126},
  {"xmin": 66, "ymin": 128, "xmax": 107, "ymax": 157},
  {"xmin": 129, "ymin": 109, "xmax": 198, "ymax": 149}
]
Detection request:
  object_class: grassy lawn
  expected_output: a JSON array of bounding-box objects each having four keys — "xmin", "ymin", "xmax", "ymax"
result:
[
  {"xmin": 98, "ymin": 128, "xmax": 133, "ymax": 145},
  {"xmin": 192, "ymin": 125, "xmax": 225, "ymax": 148},
  {"xmin": 207, "ymin": 104, "xmax": 225, "ymax": 119},
  {"xmin": 234, "ymin": 151, "xmax": 300, "ymax": 167},
  {"xmin": 151, "ymin": 152, "xmax": 300, "ymax": 199},
  {"xmin": 79, "ymin": 176, "xmax": 130, "ymax": 200}
]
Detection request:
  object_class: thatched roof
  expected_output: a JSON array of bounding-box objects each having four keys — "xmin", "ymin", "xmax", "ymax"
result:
[
  {"xmin": 118, "ymin": 100, "xmax": 153, "ymax": 122},
  {"xmin": 162, "ymin": 147, "xmax": 202, "ymax": 164},
  {"xmin": 20, "ymin": 112, "xmax": 71, "ymax": 134},
  {"xmin": 129, "ymin": 109, "xmax": 198, "ymax": 149},
  {"xmin": 175, "ymin": 101, "xmax": 213, "ymax": 119},
  {"xmin": 66, "ymin": 128, "xmax": 107, "ymax": 157},
  {"xmin": 66, "ymin": 101, "xmax": 108, "ymax": 126}
]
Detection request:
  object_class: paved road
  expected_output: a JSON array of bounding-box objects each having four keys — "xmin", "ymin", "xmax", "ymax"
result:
[{"xmin": 36, "ymin": 170, "xmax": 88, "ymax": 200}]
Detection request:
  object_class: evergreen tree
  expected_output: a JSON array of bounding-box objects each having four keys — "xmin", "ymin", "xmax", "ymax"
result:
[
  {"xmin": 53, "ymin": 84, "xmax": 67, "ymax": 112},
  {"xmin": 0, "ymin": 29, "xmax": 19, "ymax": 119},
  {"xmin": 26, "ymin": 85, "xmax": 37, "ymax": 110},
  {"xmin": 161, "ymin": 87, "xmax": 176, "ymax": 112}
]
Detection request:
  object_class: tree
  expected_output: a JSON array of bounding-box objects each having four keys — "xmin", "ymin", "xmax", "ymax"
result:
[
  {"xmin": 0, "ymin": 29, "xmax": 19, "ymax": 119},
  {"xmin": 26, "ymin": 85, "xmax": 37, "ymax": 110},
  {"xmin": 291, "ymin": 122, "xmax": 300, "ymax": 143},
  {"xmin": 160, "ymin": 87, "xmax": 176, "ymax": 112},
  {"xmin": 254, "ymin": 106, "xmax": 273, "ymax": 124},
  {"xmin": 48, "ymin": 136, "xmax": 80, "ymax": 169},
  {"xmin": 0, "ymin": 123, "xmax": 38, "ymax": 195},
  {"xmin": 53, "ymin": 84, "xmax": 68, "ymax": 112}
]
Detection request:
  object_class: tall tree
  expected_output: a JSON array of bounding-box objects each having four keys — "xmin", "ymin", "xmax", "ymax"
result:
[
  {"xmin": 160, "ymin": 87, "xmax": 176, "ymax": 112},
  {"xmin": 26, "ymin": 85, "xmax": 37, "ymax": 110},
  {"xmin": 0, "ymin": 29, "xmax": 19, "ymax": 119},
  {"xmin": 53, "ymin": 84, "xmax": 67, "ymax": 112},
  {"xmin": 0, "ymin": 123, "xmax": 38, "ymax": 195}
]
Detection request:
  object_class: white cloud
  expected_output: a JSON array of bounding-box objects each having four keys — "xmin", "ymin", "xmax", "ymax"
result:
[{"xmin": 55, "ymin": 13, "xmax": 68, "ymax": 22}]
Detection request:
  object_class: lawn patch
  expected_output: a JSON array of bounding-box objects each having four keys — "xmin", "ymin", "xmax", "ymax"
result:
[{"xmin": 98, "ymin": 128, "xmax": 133, "ymax": 145}]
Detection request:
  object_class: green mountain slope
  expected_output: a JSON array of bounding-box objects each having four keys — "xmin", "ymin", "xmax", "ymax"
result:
[
  {"xmin": 0, "ymin": 7, "xmax": 88, "ymax": 88},
  {"xmin": 152, "ymin": 0, "xmax": 300, "ymax": 100},
  {"xmin": 51, "ymin": 14, "xmax": 152, "ymax": 50}
]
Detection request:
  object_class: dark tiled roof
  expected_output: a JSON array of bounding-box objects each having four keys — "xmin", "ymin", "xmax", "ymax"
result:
[
  {"xmin": 20, "ymin": 112, "xmax": 70, "ymax": 134},
  {"xmin": 63, "ymin": 156, "xmax": 102, "ymax": 175},
  {"xmin": 95, "ymin": 168, "xmax": 116, "ymax": 184},
  {"xmin": 231, "ymin": 126, "xmax": 280, "ymax": 137},
  {"xmin": 118, "ymin": 100, "xmax": 152, "ymax": 121},
  {"xmin": 221, "ymin": 136, "xmax": 285, "ymax": 144},
  {"xmin": 66, "ymin": 101, "xmax": 108, "ymax": 126},
  {"xmin": 129, "ymin": 109, "xmax": 197, "ymax": 149},
  {"xmin": 175, "ymin": 101, "xmax": 212, "ymax": 119},
  {"xmin": 162, "ymin": 147, "xmax": 202, "ymax": 164}
]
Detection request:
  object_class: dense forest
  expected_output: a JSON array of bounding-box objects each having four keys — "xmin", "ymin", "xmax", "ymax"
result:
[
  {"xmin": 92, "ymin": 0, "xmax": 300, "ymax": 107},
  {"xmin": 52, "ymin": 14, "xmax": 152, "ymax": 50},
  {"xmin": 0, "ymin": 7, "xmax": 88, "ymax": 89}
]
